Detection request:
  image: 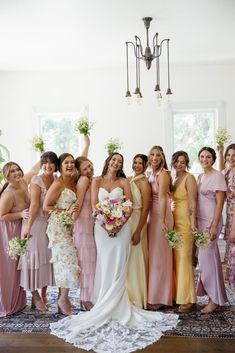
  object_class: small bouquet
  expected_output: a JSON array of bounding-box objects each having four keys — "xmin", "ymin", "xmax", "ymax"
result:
[
  {"xmin": 31, "ymin": 135, "xmax": 45, "ymax": 153},
  {"xmin": 8, "ymin": 236, "xmax": 31, "ymax": 260},
  {"xmin": 215, "ymin": 128, "xmax": 231, "ymax": 146},
  {"xmin": 74, "ymin": 117, "xmax": 94, "ymax": 136},
  {"xmin": 94, "ymin": 196, "xmax": 132, "ymax": 237},
  {"xmin": 193, "ymin": 231, "xmax": 211, "ymax": 248},
  {"xmin": 165, "ymin": 230, "xmax": 183, "ymax": 248},
  {"xmin": 105, "ymin": 137, "xmax": 123, "ymax": 155},
  {"xmin": 49, "ymin": 209, "xmax": 73, "ymax": 229}
]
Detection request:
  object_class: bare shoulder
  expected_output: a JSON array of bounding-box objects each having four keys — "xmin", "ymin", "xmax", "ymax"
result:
[
  {"xmin": 77, "ymin": 175, "xmax": 90, "ymax": 187},
  {"xmin": 119, "ymin": 177, "xmax": 129, "ymax": 187}
]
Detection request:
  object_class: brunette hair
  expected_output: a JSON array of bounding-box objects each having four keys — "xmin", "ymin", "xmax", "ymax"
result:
[
  {"xmin": 58, "ymin": 153, "xmax": 74, "ymax": 172},
  {"xmin": 224, "ymin": 143, "xmax": 235, "ymax": 159},
  {"xmin": 101, "ymin": 153, "xmax": 126, "ymax": 178},
  {"xmin": 171, "ymin": 151, "xmax": 190, "ymax": 169},
  {"xmin": 198, "ymin": 146, "xmax": 216, "ymax": 163},
  {"xmin": 0, "ymin": 162, "xmax": 24, "ymax": 197},
  {"xmin": 40, "ymin": 151, "xmax": 59, "ymax": 171},
  {"xmin": 132, "ymin": 154, "xmax": 148, "ymax": 171},
  {"xmin": 148, "ymin": 145, "xmax": 168, "ymax": 170},
  {"xmin": 75, "ymin": 156, "xmax": 93, "ymax": 172}
]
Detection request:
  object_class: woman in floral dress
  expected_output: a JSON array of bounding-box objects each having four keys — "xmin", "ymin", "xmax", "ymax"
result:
[{"xmin": 43, "ymin": 153, "xmax": 80, "ymax": 315}]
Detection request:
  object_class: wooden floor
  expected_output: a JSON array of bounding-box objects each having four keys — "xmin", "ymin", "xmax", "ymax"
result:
[{"xmin": 0, "ymin": 334, "xmax": 234, "ymax": 353}]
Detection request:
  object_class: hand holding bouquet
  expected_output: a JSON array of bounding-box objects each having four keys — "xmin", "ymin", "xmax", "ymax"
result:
[
  {"xmin": 49, "ymin": 209, "xmax": 73, "ymax": 229},
  {"xmin": 165, "ymin": 230, "xmax": 183, "ymax": 248},
  {"xmin": 193, "ymin": 231, "xmax": 211, "ymax": 248},
  {"xmin": 31, "ymin": 135, "xmax": 45, "ymax": 153},
  {"xmin": 94, "ymin": 196, "xmax": 132, "ymax": 237},
  {"xmin": 74, "ymin": 117, "xmax": 94, "ymax": 136},
  {"xmin": 8, "ymin": 236, "xmax": 31, "ymax": 260}
]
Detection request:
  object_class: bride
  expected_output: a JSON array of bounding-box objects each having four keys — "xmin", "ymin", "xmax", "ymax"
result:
[{"xmin": 50, "ymin": 153, "xmax": 179, "ymax": 353}]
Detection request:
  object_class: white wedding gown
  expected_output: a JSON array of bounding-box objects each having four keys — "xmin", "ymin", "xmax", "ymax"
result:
[{"xmin": 50, "ymin": 187, "xmax": 179, "ymax": 353}]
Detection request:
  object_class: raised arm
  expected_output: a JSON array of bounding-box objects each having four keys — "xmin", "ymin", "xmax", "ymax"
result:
[
  {"xmin": 186, "ymin": 174, "xmax": 198, "ymax": 232},
  {"xmin": 217, "ymin": 144, "xmax": 225, "ymax": 171},
  {"xmin": 80, "ymin": 135, "xmax": 90, "ymax": 158},
  {"xmin": 23, "ymin": 160, "xmax": 41, "ymax": 185}
]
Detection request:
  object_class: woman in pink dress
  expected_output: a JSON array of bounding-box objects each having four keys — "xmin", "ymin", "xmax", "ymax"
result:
[
  {"xmin": 18, "ymin": 152, "xmax": 58, "ymax": 311},
  {"xmin": 0, "ymin": 161, "xmax": 40, "ymax": 316},
  {"xmin": 73, "ymin": 155, "xmax": 96, "ymax": 311},
  {"xmin": 147, "ymin": 145, "xmax": 174, "ymax": 310},
  {"xmin": 197, "ymin": 147, "xmax": 228, "ymax": 313}
]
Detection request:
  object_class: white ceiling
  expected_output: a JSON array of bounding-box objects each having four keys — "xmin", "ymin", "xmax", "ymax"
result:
[{"xmin": 0, "ymin": 0, "xmax": 235, "ymax": 70}]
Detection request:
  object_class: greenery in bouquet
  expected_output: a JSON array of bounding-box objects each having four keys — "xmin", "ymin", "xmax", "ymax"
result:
[
  {"xmin": 193, "ymin": 231, "xmax": 211, "ymax": 248},
  {"xmin": 8, "ymin": 236, "xmax": 31, "ymax": 260},
  {"xmin": 215, "ymin": 128, "xmax": 231, "ymax": 146},
  {"xmin": 31, "ymin": 135, "xmax": 45, "ymax": 153},
  {"xmin": 74, "ymin": 117, "xmax": 94, "ymax": 136},
  {"xmin": 49, "ymin": 209, "xmax": 73, "ymax": 229},
  {"xmin": 165, "ymin": 230, "xmax": 183, "ymax": 248},
  {"xmin": 105, "ymin": 137, "xmax": 123, "ymax": 155}
]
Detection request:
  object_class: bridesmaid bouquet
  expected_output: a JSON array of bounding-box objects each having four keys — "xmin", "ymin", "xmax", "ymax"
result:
[
  {"xmin": 94, "ymin": 196, "xmax": 132, "ymax": 237},
  {"xmin": 31, "ymin": 135, "xmax": 45, "ymax": 153},
  {"xmin": 49, "ymin": 209, "xmax": 73, "ymax": 230},
  {"xmin": 105, "ymin": 138, "xmax": 123, "ymax": 155},
  {"xmin": 8, "ymin": 236, "xmax": 31, "ymax": 260},
  {"xmin": 74, "ymin": 117, "xmax": 94, "ymax": 136},
  {"xmin": 165, "ymin": 230, "xmax": 183, "ymax": 248},
  {"xmin": 193, "ymin": 231, "xmax": 211, "ymax": 248},
  {"xmin": 215, "ymin": 128, "xmax": 231, "ymax": 146}
]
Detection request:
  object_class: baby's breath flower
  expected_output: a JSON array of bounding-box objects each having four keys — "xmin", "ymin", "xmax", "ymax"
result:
[
  {"xmin": 193, "ymin": 231, "xmax": 211, "ymax": 248},
  {"xmin": 105, "ymin": 138, "xmax": 123, "ymax": 155},
  {"xmin": 49, "ymin": 209, "xmax": 73, "ymax": 230},
  {"xmin": 215, "ymin": 128, "xmax": 231, "ymax": 146},
  {"xmin": 31, "ymin": 135, "xmax": 45, "ymax": 153},
  {"xmin": 74, "ymin": 117, "xmax": 94, "ymax": 136},
  {"xmin": 8, "ymin": 237, "xmax": 30, "ymax": 259},
  {"xmin": 165, "ymin": 230, "xmax": 183, "ymax": 248}
]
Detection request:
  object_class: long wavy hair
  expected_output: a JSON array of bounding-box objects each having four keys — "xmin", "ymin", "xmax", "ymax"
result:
[
  {"xmin": 225, "ymin": 143, "xmax": 235, "ymax": 159},
  {"xmin": 58, "ymin": 153, "xmax": 75, "ymax": 173},
  {"xmin": 132, "ymin": 154, "xmax": 148, "ymax": 172},
  {"xmin": 148, "ymin": 145, "xmax": 168, "ymax": 170},
  {"xmin": 101, "ymin": 153, "xmax": 126, "ymax": 178},
  {"xmin": 0, "ymin": 161, "xmax": 24, "ymax": 198},
  {"xmin": 171, "ymin": 150, "xmax": 190, "ymax": 170}
]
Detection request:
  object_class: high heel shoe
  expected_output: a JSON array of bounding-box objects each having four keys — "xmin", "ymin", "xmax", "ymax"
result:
[
  {"xmin": 57, "ymin": 299, "xmax": 72, "ymax": 316},
  {"xmin": 147, "ymin": 303, "xmax": 164, "ymax": 311},
  {"xmin": 178, "ymin": 303, "xmax": 196, "ymax": 314},
  {"xmin": 80, "ymin": 301, "xmax": 94, "ymax": 311}
]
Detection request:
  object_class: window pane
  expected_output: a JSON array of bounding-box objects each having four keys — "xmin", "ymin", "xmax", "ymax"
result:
[{"xmin": 173, "ymin": 110, "xmax": 215, "ymax": 174}]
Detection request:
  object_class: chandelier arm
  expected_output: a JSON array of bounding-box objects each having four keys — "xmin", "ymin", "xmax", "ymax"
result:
[
  {"xmin": 125, "ymin": 42, "xmax": 131, "ymax": 96},
  {"xmin": 135, "ymin": 36, "xmax": 144, "ymax": 57},
  {"xmin": 156, "ymin": 38, "xmax": 169, "ymax": 57},
  {"xmin": 152, "ymin": 33, "xmax": 159, "ymax": 56},
  {"xmin": 166, "ymin": 39, "xmax": 172, "ymax": 94},
  {"xmin": 126, "ymin": 41, "xmax": 142, "ymax": 60}
]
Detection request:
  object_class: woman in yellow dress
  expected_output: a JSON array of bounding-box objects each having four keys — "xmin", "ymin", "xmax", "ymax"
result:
[
  {"xmin": 171, "ymin": 151, "xmax": 197, "ymax": 313},
  {"xmin": 127, "ymin": 154, "xmax": 151, "ymax": 309}
]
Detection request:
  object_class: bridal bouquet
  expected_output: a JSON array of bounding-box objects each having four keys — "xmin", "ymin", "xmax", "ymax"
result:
[
  {"xmin": 94, "ymin": 196, "xmax": 132, "ymax": 237},
  {"xmin": 193, "ymin": 231, "xmax": 211, "ymax": 248},
  {"xmin": 165, "ymin": 230, "xmax": 183, "ymax": 248},
  {"xmin": 74, "ymin": 117, "xmax": 94, "ymax": 136},
  {"xmin": 105, "ymin": 137, "xmax": 123, "ymax": 155},
  {"xmin": 49, "ymin": 209, "xmax": 73, "ymax": 230},
  {"xmin": 215, "ymin": 128, "xmax": 231, "ymax": 146},
  {"xmin": 8, "ymin": 236, "xmax": 31, "ymax": 260},
  {"xmin": 31, "ymin": 135, "xmax": 45, "ymax": 153}
]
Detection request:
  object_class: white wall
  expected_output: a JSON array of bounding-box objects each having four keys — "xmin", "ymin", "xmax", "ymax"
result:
[{"xmin": 0, "ymin": 61, "xmax": 235, "ymax": 175}]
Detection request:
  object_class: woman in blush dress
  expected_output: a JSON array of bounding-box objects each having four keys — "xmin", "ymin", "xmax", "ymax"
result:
[
  {"xmin": 43, "ymin": 153, "xmax": 80, "ymax": 316},
  {"xmin": 18, "ymin": 152, "xmax": 58, "ymax": 311},
  {"xmin": 197, "ymin": 147, "xmax": 228, "ymax": 313},
  {"xmin": 0, "ymin": 161, "xmax": 40, "ymax": 316},
  {"xmin": 49, "ymin": 153, "xmax": 178, "ymax": 353},
  {"xmin": 171, "ymin": 151, "xmax": 197, "ymax": 313},
  {"xmin": 147, "ymin": 146, "xmax": 174, "ymax": 311},
  {"xmin": 126, "ymin": 154, "xmax": 151, "ymax": 309},
  {"xmin": 218, "ymin": 143, "xmax": 235, "ymax": 309},
  {"xmin": 73, "ymin": 154, "xmax": 96, "ymax": 311}
]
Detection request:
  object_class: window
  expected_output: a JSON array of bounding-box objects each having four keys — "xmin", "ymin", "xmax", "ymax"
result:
[
  {"xmin": 164, "ymin": 102, "xmax": 225, "ymax": 174},
  {"xmin": 34, "ymin": 106, "xmax": 88, "ymax": 158}
]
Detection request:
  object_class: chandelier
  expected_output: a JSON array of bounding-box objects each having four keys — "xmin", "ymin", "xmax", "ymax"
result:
[{"xmin": 125, "ymin": 17, "xmax": 172, "ymax": 103}]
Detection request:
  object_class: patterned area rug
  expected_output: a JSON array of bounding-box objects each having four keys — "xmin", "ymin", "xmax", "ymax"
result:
[{"xmin": 0, "ymin": 286, "xmax": 235, "ymax": 339}]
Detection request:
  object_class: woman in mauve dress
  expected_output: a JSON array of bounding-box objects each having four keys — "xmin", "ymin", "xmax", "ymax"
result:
[
  {"xmin": 197, "ymin": 146, "xmax": 228, "ymax": 313},
  {"xmin": 147, "ymin": 145, "xmax": 174, "ymax": 310},
  {"xmin": 0, "ymin": 161, "xmax": 40, "ymax": 316},
  {"xmin": 18, "ymin": 152, "xmax": 58, "ymax": 311}
]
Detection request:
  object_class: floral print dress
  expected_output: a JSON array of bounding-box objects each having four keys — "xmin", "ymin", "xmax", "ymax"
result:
[
  {"xmin": 224, "ymin": 168, "xmax": 235, "ymax": 289},
  {"xmin": 46, "ymin": 188, "xmax": 80, "ymax": 288}
]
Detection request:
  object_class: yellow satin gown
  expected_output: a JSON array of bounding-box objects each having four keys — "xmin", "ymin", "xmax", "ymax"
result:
[
  {"xmin": 126, "ymin": 174, "xmax": 148, "ymax": 309},
  {"xmin": 172, "ymin": 173, "xmax": 196, "ymax": 304}
]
